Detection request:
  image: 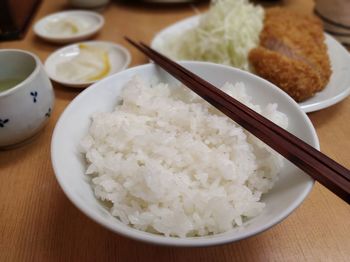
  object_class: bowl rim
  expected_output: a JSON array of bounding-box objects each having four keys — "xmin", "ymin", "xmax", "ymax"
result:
[{"xmin": 51, "ymin": 61, "xmax": 318, "ymax": 247}]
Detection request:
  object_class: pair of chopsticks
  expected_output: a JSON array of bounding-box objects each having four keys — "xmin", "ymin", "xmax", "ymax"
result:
[{"xmin": 125, "ymin": 37, "xmax": 350, "ymax": 204}]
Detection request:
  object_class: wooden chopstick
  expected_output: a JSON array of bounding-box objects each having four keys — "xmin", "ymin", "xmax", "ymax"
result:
[
  {"xmin": 130, "ymin": 39, "xmax": 350, "ymax": 200},
  {"xmin": 138, "ymin": 41, "xmax": 350, "ymax": 183},
  {"xmin": 125, "ymin": 37, "xmax": 350, "ymax": 204},
  {"xmin": 137, "ymin": 39, "xmax": 350, "ymax": 182}
]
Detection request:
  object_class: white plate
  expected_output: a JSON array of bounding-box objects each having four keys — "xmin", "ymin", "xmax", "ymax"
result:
[
  {"xmin": 34, "ymin": 10, "xmax": 104, "ymax": 44},
  {"xmin": 151, "ymin": 15, "xmax": 350, "ymax": 113},
  {"xmin": 45, "ymin": 41, "xmax": 131, "ymax": 88},
  {"xmin": 51, "ymin": 61, "xmax": 318, "ymax": 247}
]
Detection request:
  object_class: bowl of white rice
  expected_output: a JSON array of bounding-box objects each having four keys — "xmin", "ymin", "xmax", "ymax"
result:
[{"xmin": 51, "ymin": 61, "xmax": 318, "ymax": 246}]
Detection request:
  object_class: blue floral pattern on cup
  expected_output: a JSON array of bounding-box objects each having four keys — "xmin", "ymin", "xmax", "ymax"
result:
[
  {"xmin": 45, "ymin": 108, "xmax": 51, "ymax": 118},
  {"xmin": 30, "ymin": 91, "xmax": 38, "ymax": 103},
  {"xmin": 0, "ymin": 118, "xmax": 9, "ymax": 128}
]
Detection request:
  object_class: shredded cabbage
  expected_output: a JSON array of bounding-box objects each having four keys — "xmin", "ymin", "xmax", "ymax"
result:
[{"xmin": 159, "ymin": 0, "xmax": 264, "ymax": 71}]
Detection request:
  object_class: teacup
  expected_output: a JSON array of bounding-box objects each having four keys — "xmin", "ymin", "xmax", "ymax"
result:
[{"xmin": 0, "ymin": 49, "xmax": 55, "ymax": 148}]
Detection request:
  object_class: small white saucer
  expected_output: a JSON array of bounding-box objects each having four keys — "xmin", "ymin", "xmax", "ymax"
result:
[
  {"xmin": 34, "ymin": 10, "xmax": 104, "ymax": 44},
  {"xmin": 44, "ymin": 41, "xmax": 131, "ymax": 88}
]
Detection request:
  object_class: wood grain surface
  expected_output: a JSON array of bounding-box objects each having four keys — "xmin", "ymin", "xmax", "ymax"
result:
[{"xmin": 0, "ymin": 0, "xmax": 349, "ymax": 261}]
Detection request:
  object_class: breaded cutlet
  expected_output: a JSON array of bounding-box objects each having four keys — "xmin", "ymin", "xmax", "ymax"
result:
[{"xmin": 249, "ymin": 7, "xmax": 332, "ymax": 102}]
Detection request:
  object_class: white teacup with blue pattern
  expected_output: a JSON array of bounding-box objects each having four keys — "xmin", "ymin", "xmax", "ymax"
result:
[{"xmin": 0, "ymin": 49, "xmax": 55, "ymax": 148}]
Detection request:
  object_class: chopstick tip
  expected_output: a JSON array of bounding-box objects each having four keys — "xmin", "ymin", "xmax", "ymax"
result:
[
  {"xmin": 124, "ymin": 36, "xmax": 132, "ymax": 43},
  {"xmin": 124, "ymin": 36, "xmax": 141, "ymax": 49}
]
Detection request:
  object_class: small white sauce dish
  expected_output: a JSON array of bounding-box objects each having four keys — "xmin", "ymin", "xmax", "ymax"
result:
[
  {"xmin": 44, "ymin": 41, "xmax": 131, "ymax": 88},
  {"xmin": 0, "ymin": 49, "xmax": 55, "ymax": 149},
  {"xmin": 34, "ymin": 10, "xmax": 104, "ymax": 44}
]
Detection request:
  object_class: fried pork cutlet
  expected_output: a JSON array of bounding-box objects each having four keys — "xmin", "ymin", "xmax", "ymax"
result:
[{"xmin": 248, "ymin": 8, "xmax": 332, "ymax": 102}]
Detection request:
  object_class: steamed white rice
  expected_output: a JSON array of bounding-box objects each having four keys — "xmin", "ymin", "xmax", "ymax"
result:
[{"xmin": 81, "ymin": 76, "xmax": 288, "ymax": 237}]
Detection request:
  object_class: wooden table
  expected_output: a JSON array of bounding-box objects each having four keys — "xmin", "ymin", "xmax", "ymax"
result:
[{"xmin": 1, "ymin": 0, "xmax": 349, "ymax": 261}]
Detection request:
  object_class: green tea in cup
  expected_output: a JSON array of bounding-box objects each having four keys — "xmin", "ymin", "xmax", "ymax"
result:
[{"xmin": 0, "ymin": 77, "xmax": 25, "ymax": 92}]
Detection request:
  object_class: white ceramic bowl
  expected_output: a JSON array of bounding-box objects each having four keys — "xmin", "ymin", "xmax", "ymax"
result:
[
  {"xmin": 0, "ymin": 49, "xmax": 55, "ymax": 148},
  {"xmin": 44, "ymin": 41, "xmax": 131, "ymax": 88},
  {"xmin": 51, "ymin": 62, "xmax": 318, "ymax": 246},
  {"xmin": 34, "ymin": 10, "xmax": 104, "ymax": 44}
]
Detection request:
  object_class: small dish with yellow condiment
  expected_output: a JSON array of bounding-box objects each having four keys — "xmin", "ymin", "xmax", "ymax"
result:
[{"xmin": 44, "ymin": 41, "xmax": 131, "ymax": 88}]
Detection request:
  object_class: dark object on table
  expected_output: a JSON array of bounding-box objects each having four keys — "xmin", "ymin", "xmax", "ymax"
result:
[
  {"xmin": 314, "ymin": 0, "xmax": 350, "ymax": 48},
  {"xmin": 0, "ymin": 0, "xmax": 41, "ymax": 41}
]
